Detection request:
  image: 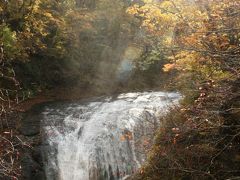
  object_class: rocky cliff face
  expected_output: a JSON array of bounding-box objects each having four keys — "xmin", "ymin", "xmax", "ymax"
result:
[{"xmin": 18, "ymin": 105, "xmax": 46, "ymax": 180}]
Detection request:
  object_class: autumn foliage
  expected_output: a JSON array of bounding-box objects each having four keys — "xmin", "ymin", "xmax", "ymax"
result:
[
  {"xmin": 127, "ymin": 0, "xmax": 240, "ymax": 179},
  {"xmin": 0, "ymin": 0, "xmax": 240, "ymax": 179}
]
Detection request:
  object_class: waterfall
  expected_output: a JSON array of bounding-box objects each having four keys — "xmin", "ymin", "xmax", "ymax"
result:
[{"xmin": 41, "ymin": 92, "xmax": 180, "ymax": 180}]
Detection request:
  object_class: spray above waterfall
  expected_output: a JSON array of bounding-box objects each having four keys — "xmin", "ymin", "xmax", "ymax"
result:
[{"xmin": 116, "ymin": 46, "xmax": 143, "ymax": 83}]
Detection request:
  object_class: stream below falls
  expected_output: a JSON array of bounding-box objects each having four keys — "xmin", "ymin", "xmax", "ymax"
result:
[{"xmin": 41, "ymin": 91, "xmax": 181, "ymax": 180}]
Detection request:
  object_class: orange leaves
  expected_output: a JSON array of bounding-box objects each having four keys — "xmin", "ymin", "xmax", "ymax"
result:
[
  {"xmin": 172, "ymin": 127, "xmax": 180, "ymax": 133},
  {"xmin": 143, "ymin": 139, "xmax": 150, "ymax": 146},
  {"xmin": 163, "ymin": 63, "xmax": 175, "ymax": 72},
  {"xmin": 120, "ymin": 131, "xmax": 133, "ymax": 141},
  {"xmin": 127, "ymin": 0, "xmax": 239, "ymax": 78},
  {"xmin": 183, "ymin": 35, "xmax": 202, "ymax": 47},
  {"xmin": 171, "ymin": 127, "xmax": 181, "ymax": 144},
  {"xmin": 172, "ymin": 137, "xmax": 177, "ymax": 144},
  {"xmin": 140, "ymin": 168, "xmax": 144, "ymax": 174}
]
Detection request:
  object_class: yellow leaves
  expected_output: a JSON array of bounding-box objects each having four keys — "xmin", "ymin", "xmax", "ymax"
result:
[
  {"xmin": 126, "ymin": 5, "xmax": 140, "ymax": 15},
  {"xmin": 143, "ymin": 0, "xmax": 154, "ymax": 3},
  {"xmin": 161, "ymin": 1, "xmax": 174, "ymax": 8},
  {"xmin": 169, "ymin": 49, "xmax": 232, "ymax": 81},
  {"xmin": 43, "ymin": 12, "xmax": 53, "ymax": 19},
  {"xmin": 163, "ymin": 35, "xmax": 174, "ymax": 46},
  {"xmin": 174, "ymin": 51, "xmax": 201, "ymax": 71},
  {"xmin": 174, "ymin": 51, "xmax": 195, "ymax": 60},
  {"xmin": 31, "ymin": 0, "xmax": 41, "ymax": 13},
  {"xmin": 127, "ymin": 0, "xmax": 239, "ymax": 74},
  {"xmin": 127, "ymin": 0, "xmax": 177, "ymax": 35}
]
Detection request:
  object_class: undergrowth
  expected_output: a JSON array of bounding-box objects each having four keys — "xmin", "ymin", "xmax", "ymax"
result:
[{"xmin": 131, "ymin": 78, "xmax": 240, "ymax": 180}]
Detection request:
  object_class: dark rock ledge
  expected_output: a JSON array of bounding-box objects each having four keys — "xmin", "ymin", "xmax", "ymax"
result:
[{"xmin": 18, "ymin": 104, "xmax": 46, "ymax": 180}]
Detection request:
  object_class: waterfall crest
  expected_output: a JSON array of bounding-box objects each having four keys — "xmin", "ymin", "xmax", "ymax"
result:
[{"xmin": 42, "ymin": 92, "xmax": 180, "ymax": 180}]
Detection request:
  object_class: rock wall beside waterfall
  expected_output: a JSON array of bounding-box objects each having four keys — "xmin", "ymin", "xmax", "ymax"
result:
[{"xmin": 18, "ymin": 105, "xmax": 46, "ymax": 180}]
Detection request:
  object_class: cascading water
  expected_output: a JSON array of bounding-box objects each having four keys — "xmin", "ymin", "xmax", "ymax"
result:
[{"xmin": 41, "ymin": 92, "xmax": 180, "ymax": 180}]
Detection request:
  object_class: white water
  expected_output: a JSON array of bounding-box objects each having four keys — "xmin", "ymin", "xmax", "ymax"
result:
[{"xmin": 41, "ymin": 92, "xmax": 180, "ymax": 180}]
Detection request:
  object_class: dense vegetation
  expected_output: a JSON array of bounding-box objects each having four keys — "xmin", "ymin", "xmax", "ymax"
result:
[
  {"xmin": 0, "ymin": 0, "xmax": 168, "ymax": 178},
  {"xmin": 127, "ymin": 0, "xmax": 240, "ymax": 179},
  {"xmin": 0, "ymin": 0, "xmax": 239, "ymax": 179}
]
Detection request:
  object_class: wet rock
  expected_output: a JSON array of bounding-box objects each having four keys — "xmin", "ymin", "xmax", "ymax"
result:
[
  {"xmin": 19, "ymin": 112, "xmax": 41, "ymax": 136},
  {"xmin": 19, "ymin": 105, "xmax": 46, "ymax": 180},
  {"xmin": 33, "ymin": 170, "xmax": 45, "ymax": 180},
  {"xmin": 21, "ymin": 154, "xmax": 40, "ymax": 180},
  {"xmin": 32, "ymin": 146, "xmax": 43, "ymax": 165}
]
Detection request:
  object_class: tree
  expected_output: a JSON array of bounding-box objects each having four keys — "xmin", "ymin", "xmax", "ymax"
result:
[{"xmin": 127, "ymin": 0, "xmax": 240, "ymax": 179}]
